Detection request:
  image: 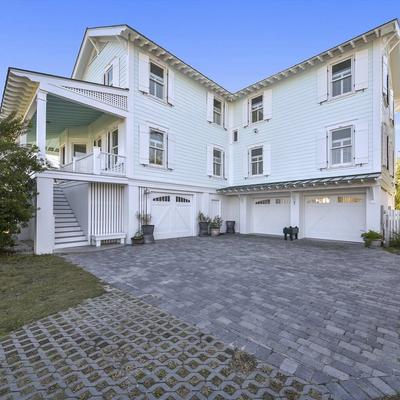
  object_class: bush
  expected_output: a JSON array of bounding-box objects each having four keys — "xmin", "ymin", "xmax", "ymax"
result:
[
  {"xmin": 389, "ymin": 232, "xmax": 400, "ymax": 249},
  {"xmin": 361, "ymin": 230, "xmax": 382, "ymax": 247}
]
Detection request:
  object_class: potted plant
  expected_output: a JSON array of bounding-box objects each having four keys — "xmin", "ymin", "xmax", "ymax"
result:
[
  {"xmin": 198, "ymin": 212, "xmax": 211, "ymax": 237},
  {"xmin": 137, "ymin": 212, "xmax": 154, "ymax": 244},
  {"xmin": 131, "ymin": 230, "xmax": 144, "ymax": 245},
  {"xmin": 210, "ymin": 216, "xmax": 223, "ymax": 237},
  {"xmin": 361, "ymin": 230, "xmax": 382, "ymax": 248}
]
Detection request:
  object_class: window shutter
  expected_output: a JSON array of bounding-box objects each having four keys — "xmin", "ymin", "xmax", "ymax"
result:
[
  {"xmin": 167, "ymin": 69, "xmax": 175, "ymax": 105},
  {"xmin": 206, "ymin": 92, "xmax": 214, "ymax": 122},
  {"xmin": 382, "ymin": 126, "xmax": 388, "ymax": 168},
  {"xmin": 167, "ymin": 132, "xmax": 175, "ymax": 170},
  {"xmin": 317, "ymin": 66, "xmax": 328, "ymax": 103},
  {"xmin": 263, "ymin": 143, "xmax": 271, "ymax": 175},
  {"xmin": 354, "ymin": 122, "xmax": 369, "ymax": 165},
  {"xmin": 317, "ymin": 129, "xmax": 328, "ymax": 169},
  {"xmin": 223, "ymin": 150, "xmax": 227, "ymax": 179},
  {"xmin": 138, "ymin": 52, "xmax": 149, "ymax": 93},
  {"xmin": 354, "ymin": 49, "xmax": 368, "ymax": 91},
  {"xmin": 242, "ymin": 98, "xmax": 249, "ymax": 126},
  {"xmin": 112, "ymin": 57, "xmax": 120, "ymax": 87},
  {"xmin": 382, "ymin": 55, "xmax": 388, "ymax": 100},
  {"xmin": 389, "ymin": 137, "xmax": 394, "ymax": 177},
  {"xmin": 263, "ymin": 89, "xmax": 272, "ymax": 120},
  {"xmin": 223, "ymin": 102, "xmax": 229, "ymax": 129},
  {"xmin": 139, "ymin": 124, "xmax": 149, "ymax": 165},
  {"xmin": 206, "ymin": 145, "xmax": 213, "ymax": 176},
  {"xmin": 243, "ymin": 148, "xmax": 249, "ymax": 178},
  {"xmin": 389, "ymin": 88, "xmax": 394, "ymax": 122}
]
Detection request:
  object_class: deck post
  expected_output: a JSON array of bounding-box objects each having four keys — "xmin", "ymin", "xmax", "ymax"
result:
[
  {"xmin": 34, "ymin": 176, "xmax": 54, "ymax": 254},
  {"xmin": 36, "ymin": 90, "xmax": 47, "ymax": 157}
]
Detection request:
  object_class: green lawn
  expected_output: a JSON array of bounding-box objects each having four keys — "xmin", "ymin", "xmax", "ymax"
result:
[{"xmin": 0, "ymin": 254, "xmax": 104, "ymax": 337}]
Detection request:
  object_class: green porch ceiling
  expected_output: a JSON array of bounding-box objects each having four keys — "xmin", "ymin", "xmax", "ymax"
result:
[{"xmin": 27, "ymin": 94, "xmax": 104, "ymax": 147}]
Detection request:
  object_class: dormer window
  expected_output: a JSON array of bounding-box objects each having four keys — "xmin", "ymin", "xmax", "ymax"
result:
[
  {"xmin": 104, "ymin": 66, "xmax": 113, "ymax": 86},
  {"xmin": 331, "ymin": 59, "xmax": 352, "ymax": 97},
  {"xmin": 149, "ymin": 62, "xmax": 165, "ymax": 100}
]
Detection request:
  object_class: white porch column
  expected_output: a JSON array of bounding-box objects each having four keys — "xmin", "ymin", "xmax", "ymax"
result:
[
  {"xmin": 366, "ymin": 185, "xmax": 381, "ymax": 232},
  {"xmin": 36, "ymin": 90, "xmax": 47, "ymax": 157},
  {"xmin": 124, "ymin": 183, "xmax": 139, "ymax": 240},
  {"xmin": 35, "ymin": 177, "xmax": 54, "ymax": 254},
  {"xmin": 125, "ymin": 40, "xmax": 135, "ymax": 179},
  {"xmin": 239, "ymin": 195, "xmax": 249, "ymax": 234}
]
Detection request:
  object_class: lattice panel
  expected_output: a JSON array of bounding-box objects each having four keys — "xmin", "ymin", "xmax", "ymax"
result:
[{"xmin": 62, "ymin": 86, "xmax": 128, "ymax": 110}]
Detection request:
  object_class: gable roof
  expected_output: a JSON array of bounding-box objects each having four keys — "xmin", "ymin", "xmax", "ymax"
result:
[{"xmin": 72, "ymin": 19, "xmax": 400, "ymax": 101}]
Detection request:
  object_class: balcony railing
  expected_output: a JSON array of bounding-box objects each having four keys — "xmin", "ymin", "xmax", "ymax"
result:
[{"xmin": 60, "ymin": 148, "xmax": 126, "ymax": 176}]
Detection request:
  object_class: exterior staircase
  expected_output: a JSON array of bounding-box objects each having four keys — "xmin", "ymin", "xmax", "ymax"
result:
[{"xmin": 54, "ymin": 185, "xmax": 88, "ymax": 249}]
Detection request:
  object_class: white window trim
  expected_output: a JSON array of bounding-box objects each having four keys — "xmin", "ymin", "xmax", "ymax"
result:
[
  {"xmin": 328, "ymin": 124, "xmax": 354, "ymax": 168},
  {"xmin": 149, "ymin": 59, "xmax": 166, "ymax": 102},
  {"xmin": 211, "ymin": 145, "xmax": 225, "ymax": 178},
  {"xmin": 328, "ymin": 55, "xmax": 355, "ymax": 101},
  {"xmin": 103, "ymin": 64, "xmax": 113, "ymax": 86},
  {"xmin": 249, "ymin": 94, "xmax": 264, "ymax": 125},
  {"xmin": 212, "ymin": 97, "xmax": 224, "ymax": 126},
  {"xmin": 147, "ymin": 122, "xmax": 169, "ymax": 169},
  {"xmin": 248, "ymin": 144, "xmax": 264, "ymax": 177}
]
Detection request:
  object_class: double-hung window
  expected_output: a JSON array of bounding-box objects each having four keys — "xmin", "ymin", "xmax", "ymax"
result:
[
  {"xmin": 250, "ymin": 147, "xmax": 263, "ymax": 175},
  {"xmin": 330, "ymin": 126, "xmax": 353, "ymax": 166},
  {"xmin": 104, "ymin": 66, "xmax": 113, "ymax": 86},
  {"xmin": 213, "ymin": 148, "xmax": 223, "ymax": 177},
  {"xmin": 213, "ymin": 98, "xmax": 223, "ymax": 125},
  {"xmin": 251, "ymin": 95, "xmax": 263, "ymax": 123},
  {"xmin": 149, "ymin": 62, "xmax": 165, "ymax": 100},
  {"xmin": 149, "ymin": 129, "xmax": 165, "ymax": 166},
  {"xmin": 331, "ymin": 59, "xmax": 352, "ymax": 97}
]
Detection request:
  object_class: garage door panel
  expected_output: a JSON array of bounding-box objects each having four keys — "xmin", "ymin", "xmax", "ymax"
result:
[
  {"xmin": 253, "ymin": 197, "xmax": 290, "ymax": 236},
  {"xmin": 304, "ymin": 194, "xmax": 365, "ymax": 242},
  {"xmin": 150, "ymin": 193, "xmax": 194, "ymax": 240}
]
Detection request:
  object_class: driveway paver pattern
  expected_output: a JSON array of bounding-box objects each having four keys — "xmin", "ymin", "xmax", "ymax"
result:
[
  {"xmin": 64, "ymin": 235, "xmax": 400, "ymax": 398},
  {"xmin": 0, "ymin": 288, "xmax": 329, "ymax": 399}
]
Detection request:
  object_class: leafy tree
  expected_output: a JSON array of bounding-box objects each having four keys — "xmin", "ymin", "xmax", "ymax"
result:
[
  {"xmin": 0, "ymin": 113, "xmax": 46, "ymax": 249},
  {"xmin": 396, "ymin": 158, "xmax": 400, "ymax": 210}
]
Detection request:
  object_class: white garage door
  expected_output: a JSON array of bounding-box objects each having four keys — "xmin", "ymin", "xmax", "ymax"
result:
[
  {"xmin": 304, "ymin": 193, "xmax": 366, "ymax": 242},
  {"xmin": 253, "ymin": 197, "xmax": 291, "ymax": 235},
  {"xmin": 150, "ymin": 192, "xmax": 194, "ymax": 239}
]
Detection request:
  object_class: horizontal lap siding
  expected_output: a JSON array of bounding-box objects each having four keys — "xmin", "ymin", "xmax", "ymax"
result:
[
  {"xmin": 82, "ymin": 40, "xmax": 127, "ymax": 88},
  {"xmin": 231, "ymin": 44, "xmax": 375, "ymax": 186},
  {"xmin": 133, "ymin": 47, "xmax": 229, "ymax": 188}
]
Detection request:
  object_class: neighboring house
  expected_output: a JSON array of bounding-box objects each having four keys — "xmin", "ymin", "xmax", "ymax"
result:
[{"xmin": 1, "ymin": 20, "xmax": 399, "ymax": 253}]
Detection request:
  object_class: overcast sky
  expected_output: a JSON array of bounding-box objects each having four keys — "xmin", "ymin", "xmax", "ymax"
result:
[{"xmin": 0, "ymin": 0, "xmax": 399, "ymax": 152}]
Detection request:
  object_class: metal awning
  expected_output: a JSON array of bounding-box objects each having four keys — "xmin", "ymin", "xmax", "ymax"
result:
[{"xmin": 217, "ymin": 173, "xmax": 381, "ymax": 194}]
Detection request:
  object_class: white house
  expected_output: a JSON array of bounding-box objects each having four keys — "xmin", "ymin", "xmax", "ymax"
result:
[{"xmin": 1, "ymin": 20, "xmax": 399, "ymax": 253}]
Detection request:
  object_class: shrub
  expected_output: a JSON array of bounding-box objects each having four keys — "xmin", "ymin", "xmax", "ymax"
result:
[
  {"xmin": 389, "ymin": 232, "xmax": 400, "ymax": 249},
  {"xmin": 361, "ymin": 230, "xmax": 382, "ymax": 247}
]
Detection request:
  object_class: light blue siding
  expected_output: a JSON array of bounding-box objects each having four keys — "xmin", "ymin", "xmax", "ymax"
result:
[
  {"xmin": 231, "ymin": 44, "xmax": 376, "ymax": 186},
  {"xmin": 82, "ymin": 40, "xmax": 127, "ymax": 88},
  {"xmin": 132, "ymin": 48, "xmax": 229, "ymax": 189}
]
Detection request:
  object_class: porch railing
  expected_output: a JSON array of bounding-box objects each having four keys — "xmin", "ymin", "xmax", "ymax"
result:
[{"xmin": 60, "ymin": 148, "xmax": 126, "ymax": 176}]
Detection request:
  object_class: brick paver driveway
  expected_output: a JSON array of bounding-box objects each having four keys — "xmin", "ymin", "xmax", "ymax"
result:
[{"xmin": 65, "ymin": 235, "xmax": 400, "ymax": 397}]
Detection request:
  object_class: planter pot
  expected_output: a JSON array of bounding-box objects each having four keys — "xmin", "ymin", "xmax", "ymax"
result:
[
  {"xmin": 131, "ymin": 237, "xmax": 144, "ymax": 245},
  {"xmin": 142, "ymin": 224, "xmax": 155, "ymax": 244},
  {"xmin": 226, "ymin": 221, "xmax": 235, "ymax": 234},
  {"xmin": 199, "ymin": 221, "xmax": 210, "ymax": 237},
  {"xmin": 210, "ymin": 227, "xmax": 220, "ymax": 237},
  {"xmin": 369, "ymin": 239, "xmax": 382, "ymax": 248}
]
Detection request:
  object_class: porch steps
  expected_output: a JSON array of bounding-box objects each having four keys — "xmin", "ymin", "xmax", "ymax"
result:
[{"xmin": 53, "ymin": 186, "xmax": 88, "ymax": 249}]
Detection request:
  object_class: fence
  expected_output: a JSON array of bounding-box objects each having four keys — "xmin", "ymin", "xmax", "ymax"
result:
[{"xmin": 383, "ymin": 209, "xmax": 400, "ymax": 244}]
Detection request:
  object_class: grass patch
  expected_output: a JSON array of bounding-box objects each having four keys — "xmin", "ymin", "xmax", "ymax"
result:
[
  {"xmin": 229, "ymin": 348, "xmax": 257, "ymax": 374},
  {"xmin": 0, "ymin": 254, "xmax": 104, "ymax": 337}
]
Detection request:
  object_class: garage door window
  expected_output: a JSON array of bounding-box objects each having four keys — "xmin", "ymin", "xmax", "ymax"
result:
[
  {"xmin": 307, "ymin": 197, "xmax": 331, "ymax": 204},
  {"xmin": 255, "ymin": 199, "xmax": 271, "ymax": 205},
  {"xmin": 338, "ymin": 196, "xmax": 362, "ymax": 203},
  {"xmin": 153, "ymin": 195, "xmax": 170, "ymax": 202},
  {"xmin": 176, "ymin": 196, "xmax": 190, "ymax": 203}
]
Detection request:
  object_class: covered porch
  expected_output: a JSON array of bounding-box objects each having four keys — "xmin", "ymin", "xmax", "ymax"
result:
[{"xmin": 2, "ymin": 68, "xmax": 131, "ymax": 178}]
